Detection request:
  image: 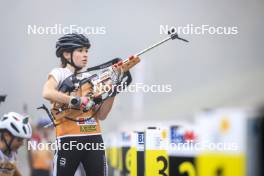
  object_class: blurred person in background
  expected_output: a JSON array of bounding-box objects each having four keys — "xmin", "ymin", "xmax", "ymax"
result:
[
  {"xmin": 29, "ymin": 117, "xmax": 54, "ymax": 176},
  {"xmin": 0, "ymin": 112, "xmax": 32, "ymax": 176}
]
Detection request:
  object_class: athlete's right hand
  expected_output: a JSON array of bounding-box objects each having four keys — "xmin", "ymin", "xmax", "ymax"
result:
[{"xmin": 80, "ymin": 97, "xmax": 95, "ymax": 112}]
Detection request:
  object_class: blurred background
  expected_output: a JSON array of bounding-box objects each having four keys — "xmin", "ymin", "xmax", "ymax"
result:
[{"xmin": 0, "ymin": 0, "xmax": 263, "ymax": 175}]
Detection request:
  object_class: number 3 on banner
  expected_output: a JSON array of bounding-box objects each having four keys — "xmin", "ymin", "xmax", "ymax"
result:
[
  {"xmin": 145, "ymin": 151, "xmax": 169, "ymax": 176},
  {"xmin": 179, "ymin": 161, "xmax": 196, "ymax": 176}
]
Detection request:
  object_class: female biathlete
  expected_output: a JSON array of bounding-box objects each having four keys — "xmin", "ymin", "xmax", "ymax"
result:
[{"xmin": 42, "ymin": 33, "xmax": 139, "ymax": 176}]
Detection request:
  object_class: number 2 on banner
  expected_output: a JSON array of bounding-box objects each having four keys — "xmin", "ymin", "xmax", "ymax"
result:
[
  {"xmin": 157, "ymin": 156, "xmax": 168, "ymax": 176},
  {"xmin": 179, "ymin": 161, "xmax": 196, "ymax": 176}
]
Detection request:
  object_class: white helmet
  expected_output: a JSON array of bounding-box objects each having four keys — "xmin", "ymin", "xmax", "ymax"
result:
[{"xmin": 0, "ymin": 112, "xmax": 32, "ymax": 139}]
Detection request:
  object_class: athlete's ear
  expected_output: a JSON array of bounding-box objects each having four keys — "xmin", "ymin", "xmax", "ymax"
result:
[{"xmin": 63, "ymin": 51, "xmax": 71, "ymax": 60}]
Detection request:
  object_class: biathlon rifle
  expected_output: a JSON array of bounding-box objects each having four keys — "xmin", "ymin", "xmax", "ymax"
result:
[{"xmin": 39, "ymin": 30, "xmax": 188, "ymax": 125}]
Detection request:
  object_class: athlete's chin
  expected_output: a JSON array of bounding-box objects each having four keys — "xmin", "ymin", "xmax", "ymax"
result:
[
  {"xmin": 80, "ymin": 62, "xmax": 87, "ymax": 67},
  {"xmin": 76, "ymin": 63, "xmax": 87, "ymax": 69}
]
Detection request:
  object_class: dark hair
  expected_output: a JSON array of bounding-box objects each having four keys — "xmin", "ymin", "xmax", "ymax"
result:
[{"xmin": 60, "ymin": 56, "xmax": 67, "ymax": 68}]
